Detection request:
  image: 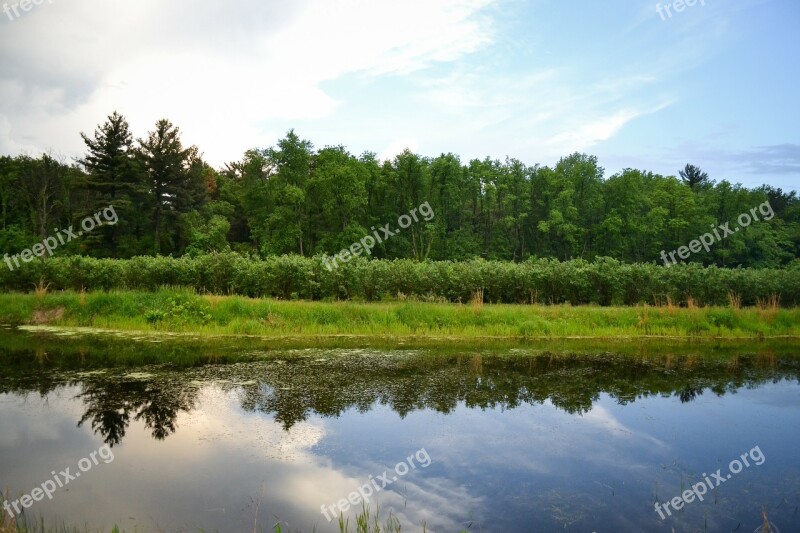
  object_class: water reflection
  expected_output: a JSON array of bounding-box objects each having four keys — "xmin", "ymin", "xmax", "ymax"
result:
[
  {"xmin": 1, "ymin": 330, "xmax": 799, "ymax": 531},
  {"xmin": 76, "ymin": 377, "xmax": 197, "ymax": 446},
  {"xmin": 1, "ymin": 341, "xmax": 798, "ymax": 445}
]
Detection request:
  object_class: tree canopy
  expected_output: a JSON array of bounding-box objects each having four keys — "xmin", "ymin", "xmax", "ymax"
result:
[{"xmin": 0, "ymin": 112, "xmax": 797, "ymax": 268}]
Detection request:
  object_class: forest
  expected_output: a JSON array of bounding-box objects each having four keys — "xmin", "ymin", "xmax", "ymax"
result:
[{"xmin": 0, "ymin": 111, "xmax": 798, "ymax": 268}]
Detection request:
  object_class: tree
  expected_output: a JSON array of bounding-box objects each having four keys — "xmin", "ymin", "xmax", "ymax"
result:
[
  {"xmin": 390, "ymin": 150, "xmax": 435, "ymax": 259},
  {"xmin": 307, "ymin": 145, "xmax": 368, "ymax": 254},
  {"xmin": 679, "ymin": 164, "xmax": 710, "ymax": 190},
  {"xmin": 429, "ymin": 153, "xmax": 475, "ymax": 260},
  {"xmin": 17, "ymin": 153, "xmax": 72, "ymax": 241},
  {"xmin": 138, "ymin": 119, "xmax": 198, "ymax": 255},
  {"xmin": 261, "ymin": 130, "xmax": 313, "ymax": 255},
  {"xmin": 79, "ymin": 111, "xmax": 144, "ymax": 257}
]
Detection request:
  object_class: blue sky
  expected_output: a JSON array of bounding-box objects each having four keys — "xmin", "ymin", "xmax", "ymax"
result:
[{"xmin": 0, "ymin": 0, "xmax": 797, "ymax": 190}]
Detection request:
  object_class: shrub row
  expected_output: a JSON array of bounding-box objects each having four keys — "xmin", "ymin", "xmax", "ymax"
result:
[{"xmin": 1, "ymin": 254, "xmax": 799, "ymax": 306}]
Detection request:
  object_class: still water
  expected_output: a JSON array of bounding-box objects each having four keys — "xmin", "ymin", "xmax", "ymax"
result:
[{"xmin": 1, "ymin": 329, "xmax": 798, "ymax": 532}]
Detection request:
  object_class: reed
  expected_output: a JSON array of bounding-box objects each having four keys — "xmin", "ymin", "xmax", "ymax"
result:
[{"xmin": 727, "ymin": 291, "xmax": 742, "ymax": 309}]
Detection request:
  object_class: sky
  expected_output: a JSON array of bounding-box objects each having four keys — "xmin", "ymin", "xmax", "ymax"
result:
[{"xmin": 0, "ymin": 0, "xmax": 798, "ymax": 190}]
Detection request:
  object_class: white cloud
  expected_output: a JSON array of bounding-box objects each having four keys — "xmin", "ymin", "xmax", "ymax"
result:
[
  {"xmin": 544, "ymin": 108, "xmax": 646, "ymax": 152},
  {"xmin": 379, "ymin": 138, "xmax": 420, "ymax": 161},
  {"xmin": 0, "ymin": 0, "xmax": 495, "ymax": 165},
  {"xmin": 581, "ymin": 404, "xmax": 667, "ymax": 449},
  {"xmin": 406, "ymin": 66, "xmax": 672, "ymax": 163}
]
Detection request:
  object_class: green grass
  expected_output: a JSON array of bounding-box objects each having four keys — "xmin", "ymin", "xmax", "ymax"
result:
[
  {"xmin": 0, "ymin": 502, "xmax": 122, "ymax": 533},
  {"xmin": 0, "ymin": 288, "xmax": 798, "ymax": 341},
  {"xmin": 2, "ymin": 496, "xmax": 446, "ymax": 533},
  {"xmin": 1, "ymin": 501, "xmax": 454, "ymax": 533}
]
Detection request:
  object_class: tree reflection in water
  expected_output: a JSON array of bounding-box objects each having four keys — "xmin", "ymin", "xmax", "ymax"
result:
[
  {"xmin": 76, "ymin": 377, "xmax": 197, "ymax": 446},
  {"xmin": 1, "ymin": 341, "xmax": 798, "ymax": 446}
]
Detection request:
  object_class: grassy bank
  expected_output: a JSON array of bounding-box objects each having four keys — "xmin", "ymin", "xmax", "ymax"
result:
[{"xmin": 0, "ymin": 288, "xmax": 798, "ymax": 340}]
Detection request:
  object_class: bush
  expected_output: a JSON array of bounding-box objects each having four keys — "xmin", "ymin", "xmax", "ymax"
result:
[{"xmin": 1, "ymin": 253, "xmax": 798, "ymax": 306}]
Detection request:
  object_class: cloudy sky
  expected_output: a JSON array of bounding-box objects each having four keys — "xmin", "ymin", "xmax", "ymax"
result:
[{"xmin": 0, "ymin": 0, "xmax": 797, "ymax": 190}]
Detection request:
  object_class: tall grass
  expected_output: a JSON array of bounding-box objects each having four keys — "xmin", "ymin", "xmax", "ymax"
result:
[
  {"xmin": 1, "ymin": 288, "xmax": 798, "ymax": 339},
  {"xmin": 0, "ymin": 498, "xmax": 120, "ymax": 533},
  {"xmin": 2, "ymin": 501, "xmax": 450, "ymax": 533}
]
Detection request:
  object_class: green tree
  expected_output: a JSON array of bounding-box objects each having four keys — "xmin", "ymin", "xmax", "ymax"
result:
[
  {"xmin": 679, "ymin": 164, "xmax": 710, "ymax": 190},
  {"xmin": 262, "ymin": 130, "xmax": 313, "ymax": 255},
  {"xmin": 17, "ymin": 153, "xmax": 73, "ymax": 241},
  {"xmin": 307, "ymin": 145, "xmax": 368, "ymax": 254},
  {"xmin": 390, "ymin": 150, "xmax": 435, "ymax": 259},
  {"xmin": 137, "ymin": 119, "xmax": 199, "ymax": 255},
  {"xmin": 79, "ymin": 111, "xmax": 145, "ymax": 257}
]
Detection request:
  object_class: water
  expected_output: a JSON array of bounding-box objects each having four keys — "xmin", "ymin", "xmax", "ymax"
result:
[{"xmin": 1, "ymin": 329, "xmax": 799, "ymax": 532}]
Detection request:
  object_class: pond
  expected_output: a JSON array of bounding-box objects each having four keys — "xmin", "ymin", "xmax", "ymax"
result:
[{"xmin": 0, "ymin": 328, "xmax": 798, "ymax": 532}]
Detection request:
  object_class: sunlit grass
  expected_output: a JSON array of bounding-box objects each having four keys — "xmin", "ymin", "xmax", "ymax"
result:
[{"xmin": 0, "ymin": 288, "xmax": 798, "ymax": 340}]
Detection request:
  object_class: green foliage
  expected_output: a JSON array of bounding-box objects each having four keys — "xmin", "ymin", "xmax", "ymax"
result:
[
  {"xmin": 137, "ymin": 119, "xmax": 204, "ymax": 255},
  {"xmin": 1, "ymin": 253, "xmax": 799, "ymax": 307},
  {"xmin": 77, "ymin": 111, "xmax": 146, "ymax": 258},
  {"xmin": 1, "ymin": 118, "xmax": 798, "ymax": 268},
  {"xmin": 144, "ymin": 294, "xmax": 212, "ymax": 326}
]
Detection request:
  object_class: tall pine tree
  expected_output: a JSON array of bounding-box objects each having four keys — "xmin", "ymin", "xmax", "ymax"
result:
[
  {"xmin": 138, "ymin": 119, "xmax": 199, "ymax": 255},
  {"xmin": 79, "ymin": 112, "xmax": 144, "ymax": 257}
]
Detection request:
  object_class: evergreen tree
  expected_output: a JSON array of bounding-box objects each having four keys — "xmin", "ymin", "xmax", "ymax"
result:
[
  {"xmin": 138, "ymin": 119, "xmax": 197, "ymax": 255},
  {"xmin": 79, "ymin": 112, "xmax": 144, "ymax": 256},
  {"xmin": 679, "ymin": 164, "xmax": 710, "ymax": 190}
]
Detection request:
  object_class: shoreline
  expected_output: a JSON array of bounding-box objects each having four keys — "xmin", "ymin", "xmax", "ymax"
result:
[{"xmin": 11, "ymin": 324, "xmax": 800, "ymax": 342}]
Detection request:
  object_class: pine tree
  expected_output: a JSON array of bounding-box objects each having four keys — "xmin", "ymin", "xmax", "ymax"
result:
[
  {"xmin": 138, "ymin": 119, "xmax": 197, "ymax": 255},
  {"xmin": 679, "ymin": 164, "xmax": 710, "ymax": 190},
  {"xmin": 79, "ymin": 112, "xmax": 144, "ymax": 256}
]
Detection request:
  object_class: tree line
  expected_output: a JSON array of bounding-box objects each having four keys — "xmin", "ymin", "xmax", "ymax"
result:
[{"xmin": 1, "ymin": 111, "xmax": 797, "ymax": 268}]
